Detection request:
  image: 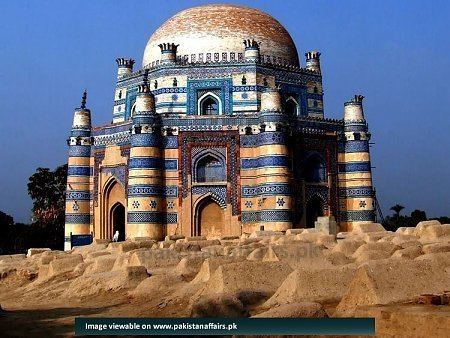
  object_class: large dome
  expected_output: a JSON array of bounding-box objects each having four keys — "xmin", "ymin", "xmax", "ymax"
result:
[{"xmin": 142, "ymin": 4, "xmax": 299, "ymax": 68}]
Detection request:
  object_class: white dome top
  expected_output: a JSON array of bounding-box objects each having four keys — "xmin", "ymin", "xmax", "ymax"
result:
[{"xmin": 142, "ymin": 4, "xmax": 299, "ymax": 68}]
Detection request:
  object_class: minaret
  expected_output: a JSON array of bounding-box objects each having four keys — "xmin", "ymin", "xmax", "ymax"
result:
[
  {"xmin": 338, "ymin": 95, "xmax": 375, "ymax": 231},
  {"xmin": 126, "ymin": 75, "xmax": 165, "ymax": 240},
  {"xmin": 64, "ymin": 91, "xmax": 93, "ymax": 250},
  {"xmin": 305, "ymin": 51, "xmax": 321, "ymax": 72},
  {"xmin": 243, "ymin": 86, "xmax": 293, "ymax": 231},
  {"xmin": 243, "ymin": 39, "xmax": 260, "ymax": 62},
  {"xmin": 116, "ymin": 58, "xmax": 135, "ymax": 79},
  {"xmin": 158, "ymin": 43, "xmax": 179, "ymax": 64}
]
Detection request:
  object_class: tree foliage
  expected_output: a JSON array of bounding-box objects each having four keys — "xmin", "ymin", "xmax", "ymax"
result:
[{"xmin": 0, "ymin": 164, "xmax": 67, "ymax": 254}]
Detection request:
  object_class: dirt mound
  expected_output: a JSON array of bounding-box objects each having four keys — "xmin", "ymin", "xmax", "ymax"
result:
[
  {"xmin": 391, "ymin": 245, "xmax": 423, "ymax": 259},
  {"xmin": 351, "ymin": 223, "xmax": 386, "ymax": 234},
  {"xmin": 263, "ymin": 243, "xmax": 332, "ymax": 269},
  {"xmin": 335, "ymin": 258, "xmax": 450, "ymax": 316},
  {"xmin": 128, "ymin": 249, "xmax": 180, "ymax": 271},
  {"xmin": 132, "ymin": 273, "xmax": 184, "ymax": 298},
  {"xmin": 265, "ymin": 265, "xmax": 358, "ymax": 306},
  {"xmin": 253, "ymin": 302, "xmax": 327, "ymax": 318},
  {"xmin": 48, "ymin": 254, "xmax": 83, "ymax": 277},
  {"xmin": 175, "ymin": 255, "xmax": 210, "ymax": 280},
  {"xmin": 332, "ymin": 239, "xmax": 365, "ymax": 257},
  {"xmin": 64, "ymin": 266, "xmax": 148, "ymax": 298},
  {"xmin": 191, "ymin": 256, "xmax": 246, "ymax": 284},
  {"xmin": 190, "ymin": 292, "xmax": 246, "ymax": 317},
  {"xmin": 84, "ymin": 255, "xmax": 117, "ymax": 275},
  {"xmin": 201, "ymin": 261, "xmax": 293, "ymax": 299}
]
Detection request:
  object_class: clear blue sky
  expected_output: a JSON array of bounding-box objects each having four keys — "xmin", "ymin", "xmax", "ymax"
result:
[{"xmin": 0, "ymin": 0, "xmax": 449, "ymax": 223}]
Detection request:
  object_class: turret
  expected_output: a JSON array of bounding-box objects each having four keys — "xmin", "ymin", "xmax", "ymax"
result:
[
  {"xmin": 126, "ymin": 74, "xmax": 165, "ymax": 240},
  {"xmin": 305, "ymin": 51, "xmax": 321, "ymax": 72},
  {"xmin": 116, "ymin": 58, "xmax": 135, "ymax": 79},
  {"xmin": 64, "ymin": 91, "xmax": 93, "ymax": 250},
  {"xmin": 338, "ymin": 95, "xmax": 375, "ymax": 231},
  {"xmin": 243, "ymin": 39, "xmax": 260, "ymax": 62},
  {"xmin": 158, "ymin": 43, "xmax": 179, "ymax": 64},
  {"xmin": 260, "ymin": 87, "xmax": 282, "ymax": 112}
]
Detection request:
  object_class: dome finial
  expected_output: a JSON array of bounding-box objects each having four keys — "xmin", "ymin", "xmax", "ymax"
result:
[{"xmin": 80, "ymin": 90, "xmax": 87, "ymax": 109}]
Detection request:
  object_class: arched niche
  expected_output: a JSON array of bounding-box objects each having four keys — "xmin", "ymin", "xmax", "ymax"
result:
[{"xmin": 197, "ymin": 92, "xmax": 222, "ymax": 115}]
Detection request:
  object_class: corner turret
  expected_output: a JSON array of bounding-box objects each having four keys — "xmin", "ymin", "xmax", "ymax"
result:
[
  {"xmin": 116, "ymin": 58, "xmax": 135, "ymax": 79},
  {"xmin": 305, "ymin": 51, "xmax": 321, "ymax": 72},
  {"xmin": 243, "ymin": 39, "xmax": 260, "ymax": 62}
]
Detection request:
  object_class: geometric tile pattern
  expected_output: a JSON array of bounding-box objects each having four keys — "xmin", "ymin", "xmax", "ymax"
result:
[
  {"xmin": 127, "ymin": 211, "xmax": 178, "ymax": 224},
  {"xmin": 241, "ymin": 183, "xmax": 293, "ymax": 197}
]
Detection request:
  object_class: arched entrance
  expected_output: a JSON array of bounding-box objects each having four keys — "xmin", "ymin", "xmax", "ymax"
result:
[
  {"xmin": 306, "ymin": 196, "xmax": 324, "ymax": 228},
  {"xmin": 195, "ymin": 197, "xmax": 224, "ymax": 237},
  {"xmin": 111, "ymin": 202, "xmax": 125, "ymax": 241},
  {"xmin": 102, "ymin": 178, "xmax": 126, "ymax": 240}
]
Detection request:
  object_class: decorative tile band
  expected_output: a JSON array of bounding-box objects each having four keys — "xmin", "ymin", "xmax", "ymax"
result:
[
  {"xmin": 241, "ymin": 155, "xmax": 291, "ymax": 169},
  {"xmin": 92, "ymin": 122, "xmax": 132, "ymax": 136},
  {"xmin": 153, "ymin": 87, "xmax": 187, "ymax": 95},
  {"xmin": 339, "ymin": 210, "xmax": 375, "ymax": 222},
  {"xmin": 130, "ymin": 134, "xmax": 179, "ymax": 149},
  {"xmin": 338, "ymin": 162, "xmax": 371, "ymax": 173},
  {"xmin": 70, "ymin": 131, "xmax": 91, "ymax": 139},
  {"xmin": 68, "ymin": 166, "xmax": 92, "ymax": 176},
  {"xmin": 127, "ymin": 211, "xmax": 178, "ymax": 224},
  {"xmin": 127, "ymin": 185, "xmax": 178, "ymax": 197},
  {"xmin": 68, "ymin": 146, "xmax": 91, "ymax": 157},
  {"xmin": 130, "ymin": 133, "xmax": 161, "ymax": 147},
  {"xmin": 65, "ymin": 213, "xmax": 90, "ymax": 224},
  {"xmin": 128, "ymin": 157, "xmax": 178, "ymax": 170},
  {"xmin": 240, "ymin": 132, "xmax": 286, "ymax": 148},
  {"xmin": 339, "ymin": 187, "xmax": 374, "ymax": 198},
  {"xmin": 338, "ymin": 140, "xmax": 369, "ymax": 153},
  {"xmin": 66, "ymin": 190, "xmax": 91, "ymax": 200},
  {"xmin": 241, "ymin": 183, "xmax": 293, "ymax": 197},
  {"xmin": 191, "ymin": 185, "xmax": 227, "ymax": 208},
  {"xmin": 241, "ymin": 210, "xmax": 293, "ymax": 223}
]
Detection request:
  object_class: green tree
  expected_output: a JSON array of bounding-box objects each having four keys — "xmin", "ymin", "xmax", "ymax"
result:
[
  {"xmin": 410, "ymin": 209, "xmax": 427, "ymax": 224},
  {"xmin": 390, "ymin": 204, "xmax": 405, "ymax": 218},
  {"xmin": 27, "ymin": 164, "xmax": 67, "ymax": 250}
]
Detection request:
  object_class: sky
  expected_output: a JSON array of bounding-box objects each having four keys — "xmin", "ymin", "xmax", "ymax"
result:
[{"xmin": 0, "ymin": 0, "xmax": 449, "ymax": 223}]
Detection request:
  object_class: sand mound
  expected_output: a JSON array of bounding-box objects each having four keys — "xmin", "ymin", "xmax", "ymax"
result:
[
  {"xmin": 335, "ymin": 258, "xmax": 450, "ymax": 316},
  {"xmin": 263, "ymin": 243, "xmax": 332, "ymax": 269},
  {"xmin": 414, "ymin": 220, "xmax": 441, "ymax": 237},
  {"xmin": 422, "ymin": 242, "xmax": 450, "ymax": 254},
  {"xmin": 246, "ymin": 247, "xmax": 268, "ymax": 261},
  {"xmin": 48, "ymin": 254, "xmax": 83, "ymax": 277},
  {"xmin": 265, "ymin": 265, "xmax": 358, "ymax": 306},
  {"xmin": 175, "ymin": 255, "xmax": 210, "ymax": 280},
  {"xmin": 64, "ymin": 266, "xmax": 148, "ymax": 298},
  {"xmin": 391, "ymin": 245, "xmax": 423, "ymax": 259},
  {"xmin": 332, "ymin": 239, "xmax": 365, "ymax": 257},
  {"xmin": 191, "ymin": 256, "xmax": 246, "ymax": 284},
  {"xmin": 190, "ymin": 292, "xmax": 246, "ymax": 317},
  {"xmin": 132, "ymin": 273, "xmax": 184, "ymax": 298},
  {"xmin": 352, "ymin": 223, "xmax": 386, "ymax": 234},
  {"xmin": 128, "ymin": 249, "xmax": 180, "ymax": 271},
  {"xmin": 201, "ymin": 261, "xmax": 293, "ymax": 299},
  {"xmin": 84, "ymin": 255, "xmax": 117, "ymax": 275},
  {"xmin": 71, "ymin": 243, "xmax": 108, "ymax": 258},
  {"xmin": 252, "ymin": 302, "xmax": 327, "ymax": 318}
]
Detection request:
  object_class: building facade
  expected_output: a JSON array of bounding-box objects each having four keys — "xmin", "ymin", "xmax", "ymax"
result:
[{"xmin": 64, "ymin": 4, "xmax": 376, "ymax": 249}]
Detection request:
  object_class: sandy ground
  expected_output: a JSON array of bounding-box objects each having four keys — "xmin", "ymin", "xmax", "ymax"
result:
[{"xmin": 1, "ymin": 221, "xmax": 449, "ymax": 337}]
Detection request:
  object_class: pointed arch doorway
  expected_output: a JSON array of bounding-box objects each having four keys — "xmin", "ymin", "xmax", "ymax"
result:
[
  {"xmin": 194, "ymin": 196, "xmax": 224, "ymax": 238},
  {"xmin": 102, "ymin": 178, "xmax": 126, "ymax": 240},
  {"xmin": 111, "ymin": 202, "xmax": 125, "ymax": 241},
  {"xmin": 306, "ymin": 196, "xmax": 324, "ymax": 228}
]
